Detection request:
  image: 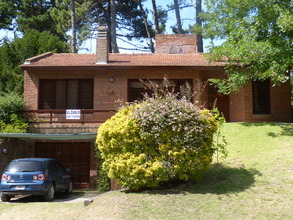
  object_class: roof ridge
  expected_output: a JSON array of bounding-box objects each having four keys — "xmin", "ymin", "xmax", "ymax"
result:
[{"xmin": 23, "ymin": 52, "xmax": 53, "ymax": 64}]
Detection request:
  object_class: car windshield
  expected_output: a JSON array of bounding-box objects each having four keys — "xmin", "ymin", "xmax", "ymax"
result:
[{"xmin": 6, "ymin": 161, "xmax": 44, "ymax": 173}]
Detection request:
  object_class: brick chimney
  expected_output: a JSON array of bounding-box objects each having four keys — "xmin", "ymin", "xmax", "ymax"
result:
[
  {"xmin": 96, "ymin": 24, "xmax": 108, "ymax": 64},
  {"xmin": 155, "ymin": 34, "xmax": 197, "ymax": 54}
]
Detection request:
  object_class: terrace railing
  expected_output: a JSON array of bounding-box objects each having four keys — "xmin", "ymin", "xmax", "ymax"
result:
[{"xmin": 24, "ymin": 109, "xmax": 115, "ymax": 124}]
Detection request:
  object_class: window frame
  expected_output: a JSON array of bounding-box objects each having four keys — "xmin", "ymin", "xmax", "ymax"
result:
[
  {"xmin": 252, "ymin": 80, "xmax": 271, "ymax": 114},
  {"xmin": 38, "ymin": 79, "xmax": 94, "ymax": 110},
  {"xmin": 127, "ymin": 79, "xmax": 193, "ymax": 102}
]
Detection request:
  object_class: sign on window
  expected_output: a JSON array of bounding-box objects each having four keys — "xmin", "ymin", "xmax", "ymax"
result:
[{"xmin": 66, "ymin": 109, "xmax": 81, "ymax": 120}]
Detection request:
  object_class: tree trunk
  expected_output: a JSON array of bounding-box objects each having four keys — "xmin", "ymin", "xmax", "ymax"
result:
[
  {"xmin": 110, "ymin": 0, "xmax": 119, "ymax": 53},
  {"xmin": 138, "ymin": 1, "xmax": 155, "ymax": 53},
  {"xmin": 173, "ymin": 0, "xmax": 183, "ymax": 34},
  {"xmin": 151, "ymin": 0, "xmax": 160, "ymax": 34},
  {"xmin": 71, "ymin": 0, "xmax": 77, "ymax": 53},
  {"xmin": 196, "ymin": 0, "xmax": 203, "ymax": 52}
]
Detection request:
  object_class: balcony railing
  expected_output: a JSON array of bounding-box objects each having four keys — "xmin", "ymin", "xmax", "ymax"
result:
[{"xmin": 25, "ymin": 109, "xmax": 115, "ymax": 124}]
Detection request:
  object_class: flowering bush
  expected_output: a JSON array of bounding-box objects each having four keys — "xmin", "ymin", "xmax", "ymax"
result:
[{"xmin": 96, "ymin": 83, "xmax": 219, "ymax": 190}]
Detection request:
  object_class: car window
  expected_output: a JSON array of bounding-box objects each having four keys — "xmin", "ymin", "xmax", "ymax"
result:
[
  {"xmin": 6, "ymin": 161, "xmax": 44, "ymax": 172},
  {"xmin": 48, "ymin": 161, "xmax": 59, "ymax": 172},
  {"xmin": 55, "ymin": 161, "xmax": 66, "ymax": 172}
]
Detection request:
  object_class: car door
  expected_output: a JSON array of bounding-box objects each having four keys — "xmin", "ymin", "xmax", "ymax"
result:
[
  {"xmin": 54, "ymin": 160, "xmax": 70, "ymax": 191},
  {"xmin": 48, "ymin": 160, "xmax": 64, "ymax": 191}
]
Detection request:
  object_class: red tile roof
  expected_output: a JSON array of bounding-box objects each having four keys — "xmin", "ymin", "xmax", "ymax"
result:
[{"xmin": 21, "ymin": 52, "xmax": 226, "ymax": 67}]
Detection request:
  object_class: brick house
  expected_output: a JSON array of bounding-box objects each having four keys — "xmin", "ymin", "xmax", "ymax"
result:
[{"xmin": 0, "ymin": 25, "xmax": 291, "ymax": 189}]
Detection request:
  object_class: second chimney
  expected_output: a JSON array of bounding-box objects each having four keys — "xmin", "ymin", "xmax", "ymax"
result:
[
  {"xmin": 155, "ymin": 34, "xmax": 197, "ymax": 54},
  {"xmin": 96, "ymin": 24, "xmax": 108, "ymax": 64}
]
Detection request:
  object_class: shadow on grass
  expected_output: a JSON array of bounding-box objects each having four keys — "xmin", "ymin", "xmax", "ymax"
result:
[
  {"xmin": 239, "ymin": 122, "xmax": 293, "ymax": 137},
  {"xmin": 141, "ymin": 164, "xmax": 261, "ymax": 195}
]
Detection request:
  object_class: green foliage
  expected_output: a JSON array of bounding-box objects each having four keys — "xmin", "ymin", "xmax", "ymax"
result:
[
  {"xmin": 0, "ymin": 93, "xmax": 28, "ymax": 133},
  {"xmin": 96, "ymin": 81, "xmax": 220, "ymax": 190},
  {"xmin": 0, "ymin": 0, "xmax": 15, "ymax": 29},
  {"xmin": 0, "ymin": 30, "xmax": 69, "ymax": 94},
  {"xmin": 211, "ymin": 107, "xmax": 228, "ymax": 173},
  {"xmin": 201, "ymin": 0, "xmax": 293, "ymax": 94},
  {"xmin": 96, "ymin": 149, "xmax": 111, "ymax": 192},
  {"xmin": 0, "ymin": 114, "xmax": 28, "ymax": 133},
  {"xmin": 0, "ymin": 0, "xmax": 65, "ymax": 39},
  {"xmin": 0, "ymin": 93, "xmax": 25, "ymax": 123}
]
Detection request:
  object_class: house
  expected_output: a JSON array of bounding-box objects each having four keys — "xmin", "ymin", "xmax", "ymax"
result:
[{"xmin": 0, "ymin": 24, "xmax": 291, "ymax": 189}]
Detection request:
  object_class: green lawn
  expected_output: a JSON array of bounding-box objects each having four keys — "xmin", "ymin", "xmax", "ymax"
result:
[{"xmin": 0, "ymin": 123, "xmax": 292, "ymax": 220}]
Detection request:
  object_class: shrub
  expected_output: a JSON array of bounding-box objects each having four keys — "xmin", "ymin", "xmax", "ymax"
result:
[
  {"xmin": 0, "ymin": 114, "xmax": 28, "ymax": 133},
  {"xmin": 96, "ymin": 149, "xmax": 111, "ymax": 192},
  {"xmin": 96, "ymin": 81, "xmax": 219, "ymax": 190},
  {"xmin": 0, "ymin": 93, "xmax": 26, "ymax": 123},
  {"xmin": 0, "ymin": 93, "xmax": 28, "ymax": 133}
]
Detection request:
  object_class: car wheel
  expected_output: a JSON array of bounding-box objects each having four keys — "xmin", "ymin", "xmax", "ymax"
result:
[
  {"xmin": 44, "ymin": 183, "xmax": 55, "ymax": 201},
  {"xmin": 1, "ymin": 193, "xmax": 11, "ymax": 202},
  {"xmin": 65, "ymin": 179, "xmax": 73, "ymax": 194}
]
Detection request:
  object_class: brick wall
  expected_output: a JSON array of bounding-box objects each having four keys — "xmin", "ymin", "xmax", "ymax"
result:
[
  {"xmin": 156, "ymin": 34, "xmax": 197, "ymax": 54},
  {"xmin": 230, "ymin": 81, "xmax": 291, "ymax": 122}
]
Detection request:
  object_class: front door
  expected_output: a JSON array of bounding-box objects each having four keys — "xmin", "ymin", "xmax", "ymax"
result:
[
  {"xmin": 35, "ymin": 142, "xmax": 90, "ymax": 189},
  {"xmin": 208, "ymin": 85, "xmax": 230, "ymax": 121}
]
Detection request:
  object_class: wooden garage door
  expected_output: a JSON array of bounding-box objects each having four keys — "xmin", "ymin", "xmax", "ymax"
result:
[{"xmin": 35, "ymin": 142, "xmax": 90, "ymax": 189}]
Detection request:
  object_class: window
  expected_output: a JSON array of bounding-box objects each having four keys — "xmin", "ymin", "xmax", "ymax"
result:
[
  {"xmin": 39, "ymin": 79, "xmax": 93, "ymax": 109},
  {"xmin": 253, "ymin": 80, "xmax": 271, "ymax": 114},
  {"xmin": 128, "ymin": 79, "xmax": 193, "ymax": 102}
]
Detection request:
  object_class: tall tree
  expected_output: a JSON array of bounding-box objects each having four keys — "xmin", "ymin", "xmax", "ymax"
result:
[
  {"xmin": 195, "ymin": 0, "xmax": 203, "ymax": 52},
  {"xmin": 151, "ymin": 0, "xmax": 160, "ymax": 34},
  {"xmin": 173, "ymin": 0, "xmax": 183, "ymax": 34},
  {"xmin": 151, "ymin": 0, "xmax": 167, "ymax": 35},
  {"xmin": 50, "ymin": 0, "xmax": 93, "ymax": 50},
  {"xmin": 71, "ymin": 0, "xmax": 77, "ymax": 53},
  {"xmin": 201, "ymin": 0, "xmax": 293, "ymax": 94},
  {"xmin": 94, "ymin": 0, "xmax": 156, "ymax": 52},
  {"xmin": 167, "ymin": 0, "xmax": 193, "ymax": 34},
  {"xmin": 110, "ymin": 0, "xmax": 119, "ymax": 53},
  {"xmin": 8, "ymin": 0, "xmax": 63, "ymax": 38},
  {"xmin": 137, "ymin": 0, "xmax": 155, "ymax": 52},
  {"xmin": 0, "ymin": 0, "xmax": 15, "ymax": 29}
]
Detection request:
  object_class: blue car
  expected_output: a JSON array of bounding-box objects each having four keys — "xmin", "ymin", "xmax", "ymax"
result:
[{"xmin": 0, "ymin": 158, "xmax": 73, "ymax": 202}]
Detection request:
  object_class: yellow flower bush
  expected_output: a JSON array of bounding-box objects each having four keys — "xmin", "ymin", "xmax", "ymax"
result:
[{"xmin": 96, "ymin": 92, "xmax": 219, "ymax": 190}]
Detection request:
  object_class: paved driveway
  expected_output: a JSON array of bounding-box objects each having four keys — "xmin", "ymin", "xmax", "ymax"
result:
[{"xmin": 1, "ymin": 190, "xmax": 103, "ymax": 203}]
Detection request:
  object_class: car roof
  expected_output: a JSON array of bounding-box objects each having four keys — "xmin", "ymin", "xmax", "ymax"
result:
[{"xmin": 11, "ymin": 158, "xmax": 56, "ymax": 162}]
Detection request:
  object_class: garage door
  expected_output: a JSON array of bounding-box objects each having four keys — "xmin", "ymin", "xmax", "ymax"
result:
[{"xmin": 35, "ymin": 142, "xmax": 90, "ymax": 189}]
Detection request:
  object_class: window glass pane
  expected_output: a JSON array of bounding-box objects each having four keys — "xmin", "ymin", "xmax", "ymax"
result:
[
  {"xmin": 128, "ymin": 80, "xmax": 145, "ymax": 102},
  {"xmin": 56, "ymin": 80, "xmax": 66, "ymax": 109},
  {"xmin": 128, "ymin": 79, "xmax": 193, "ymax": 102},
  {"xmin": 39, "ymin": 80, "xmax": 56, "ymax": 109},
  {"xmin": 6, "ymin": 161, "xmax": 44, "ymax": 172},
  {"xmin": 78, "ymin": 80, "xmax": 93, "ymax": 109},
  {"xmin": 67, "ymin": 80, "xmax": 78, "ymax": 109}
]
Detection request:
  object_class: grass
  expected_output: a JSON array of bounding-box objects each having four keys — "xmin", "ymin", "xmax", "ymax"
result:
[{"xmin": 0, "ymin": 122, "xmax": 292, "ymax": 220}]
